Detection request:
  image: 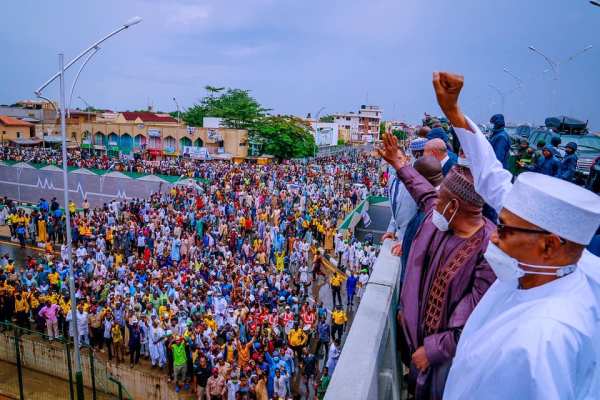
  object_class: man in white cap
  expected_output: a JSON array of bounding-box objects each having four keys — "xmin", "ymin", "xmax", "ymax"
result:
[{"xmin": 432, "ymin": 71, "xmax": 600, "ymax": 399}]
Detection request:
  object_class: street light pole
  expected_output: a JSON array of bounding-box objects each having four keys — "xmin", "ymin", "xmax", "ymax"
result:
[
  {"xmin": 591, "ymin": 1, "xmax": 600, "ymax": 7},
  {"xmin": 488, "ymin": 84, "xmax": 506, "ymax": 114},
  {"xmin": 59, "ymin": 52, "xmax": 85, "ymax": 400},
  {"xmin": 173, "ymin": 97, "xmax": 181, "ymax": 124},
  {"xmin": 34, "ymin": 17, "xmax": 142, "ymax": 400},
  {"xmin": 503, "ymin": 67, "xmax": 523, "ymax": 88},
  {"xmin": 35, "ymin": 16, "xmax": 142, "ymax": 96},
  {"xmin": 67, "ymin": 46, "xmax": 100, "ymax": 118}
]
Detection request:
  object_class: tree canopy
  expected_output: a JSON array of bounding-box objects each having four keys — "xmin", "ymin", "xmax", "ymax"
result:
[
  {"xmin": 252, "ymin": 116, "xmax": 315, "ymax": 159},
  {"xmin": 183, "ymin": 86, "xmax": 269, "ymax": 129},
  {"xmin": 182, "ymin": 86, "xmax": 318, "ymax": 159}
]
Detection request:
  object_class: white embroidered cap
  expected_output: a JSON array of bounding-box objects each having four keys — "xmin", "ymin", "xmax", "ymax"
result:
[{"xmin": 504, "ymin": 172, "xmax": 600, "ymax": 245}]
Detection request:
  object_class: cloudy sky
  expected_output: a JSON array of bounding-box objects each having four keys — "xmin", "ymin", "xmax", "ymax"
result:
[{"xmin": 2, "ymin": 0, "xmax": 599, "ymax": 128}]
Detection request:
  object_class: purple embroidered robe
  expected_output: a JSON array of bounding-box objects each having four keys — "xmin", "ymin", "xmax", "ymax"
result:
[{"xmin": 396, "ymin": 165, "xmax": 496, "ymax": 400}]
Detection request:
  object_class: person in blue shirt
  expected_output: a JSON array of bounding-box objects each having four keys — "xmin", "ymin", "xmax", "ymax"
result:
[
  {"xmin": 548, "ymin": 136, "xmax": 563, "ymax": 158},
  {"xmin": 524, "ymin": 146, "xmax": 559, "ymax": 176},
  {"xmin": 488, "ymin": 114, "xmax": 511, "ymax": 169},
  {"xmin": 558, "ymin": 141, "xmax": 578, "ymax": 182}
]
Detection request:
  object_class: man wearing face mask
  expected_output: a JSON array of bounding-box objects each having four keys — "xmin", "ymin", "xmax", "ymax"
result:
[
  {"xmin": 381, "ymin": 138, "xmax": 428, "ymax": 256},
  {"xmin": 432, "ymin": 71, "xmax": 600, "ymax": 400},
  {"xmin": 378, "ymin": 134, "xmax": 496, "ymax": 400}
]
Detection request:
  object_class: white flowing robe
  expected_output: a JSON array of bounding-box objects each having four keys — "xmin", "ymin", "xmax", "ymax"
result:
[
  {"xmin": 444, "ymin": 117, "xmax": 600, "ymax": 399},
  {"xmin": 444, "ymin": 267, "xmax": 598, "ymax": 399}
]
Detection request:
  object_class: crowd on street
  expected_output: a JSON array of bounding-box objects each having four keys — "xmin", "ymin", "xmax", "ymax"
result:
[
  {"xmin": 0, "ymin": 154, "xmax": 382, "ymax": 400},
  {"xmin": 1, "ymin": 146, "xmax": 225, "ymax": 178}
]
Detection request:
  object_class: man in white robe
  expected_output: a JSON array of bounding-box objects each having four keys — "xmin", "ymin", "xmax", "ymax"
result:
[{"xmin": 430, "ymin": 71, "xmax": 600, "ymax": 400}]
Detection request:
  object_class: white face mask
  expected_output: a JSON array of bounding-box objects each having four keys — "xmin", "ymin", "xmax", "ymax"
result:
[
  {"xmin": 484, "ymin": 242, "xmax": 576, "ymax": 282},
  {"xmin": 457, "ymin": 157, "xmax": 471, "ymax": 168},
  {"xmin": 432, "ymin": 201, "xmax": 458, "ymax": 232}
]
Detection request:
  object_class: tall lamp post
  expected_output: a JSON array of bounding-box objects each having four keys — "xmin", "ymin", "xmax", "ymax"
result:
[
  {"xmin": 78, "ymin": 96, "xmax": 94, "ymax": 147},
  {"xmin": 591, "ymin": 1, "xmax": 600, "ymax": 7},
  {"xmin": 528, "ymin": 45, "xmax": 593, "ymax": 113},
  {"xmin": 503, "ymin": 67, "xmax": 523, "ymax": 88},
  {"xmin": 488, "ymin": 84, "xmax": 506, "ymax": 114},
  {"xmin": 33, "ymin": 16, "xmax": 142, "ymax": 400},
  {"xmin": 173, "ymin": 97, "xmax": 181, "ymax": 124}
]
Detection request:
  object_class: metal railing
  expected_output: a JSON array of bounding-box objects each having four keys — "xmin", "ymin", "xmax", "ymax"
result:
[
  {"xmin": 324, "ymin": 239, "xmax": 403, "ymax": 400},
  {"xmin": 0, "ymin": 321, "xmax": 132, "ymax": 400}
]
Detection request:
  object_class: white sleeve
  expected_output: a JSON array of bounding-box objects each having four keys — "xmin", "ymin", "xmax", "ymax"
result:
[
  {"xmin": 386, "ymin": 216, "xmax": 397, "ymax": 234},
  {"xmin": 453, "ymin": 116, "xmax": 513, "ymax": 214}
]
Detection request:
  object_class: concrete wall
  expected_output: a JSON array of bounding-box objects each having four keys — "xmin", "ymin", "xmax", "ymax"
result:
[
  {"xmin": 0, "ymin": 331, "xmax": 180, "ymax": 400},
  {"xmin": 324, "ymin": 239, "xmax": 403, "ymax": 400},
  {"xmin": 0, "ymin": 164, "xmax": 166, "ymax": 208}
]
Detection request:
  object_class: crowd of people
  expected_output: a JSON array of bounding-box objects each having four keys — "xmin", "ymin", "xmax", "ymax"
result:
[
  {"xmin": 1, "ymin": 146, "xmax": 222, "ymax": 178},
  {"xmin": 0, "ymin": 154, "xmax": 383, "ymax": 400}
]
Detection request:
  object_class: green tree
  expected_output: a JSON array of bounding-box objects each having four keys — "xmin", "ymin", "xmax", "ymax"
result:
[
  {"xmin": 319, "ymin": 115, "xmax": 334, "ymax": 123},
  {"xmin": 252, "ymin": 116, "xmax": 316, "ymax": 159},
  {"xmin": 182, "ymin": 87, "xmax": 269, "ymax": 129},
  {"xmin": 392, "ymin": 129, "xmax": 407, "ymax": 140}
]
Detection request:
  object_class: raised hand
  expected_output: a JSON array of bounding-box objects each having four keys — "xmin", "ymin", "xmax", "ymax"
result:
[
  {"xmin": 432, "ymin": 72, "xmax": 470, "ymax": 131},
  {"xmin": 377, "ymin": 133, "xmax": 409, "ymax": 172}
]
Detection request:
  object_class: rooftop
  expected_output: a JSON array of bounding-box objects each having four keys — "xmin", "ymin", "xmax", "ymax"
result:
[
  {"xmin": 121, "ymin": 111, "xmax": 178, "ymax": 123},
  {"xmin": 0, "ymin": 115, "xmax": 34, "ymax": 127}
]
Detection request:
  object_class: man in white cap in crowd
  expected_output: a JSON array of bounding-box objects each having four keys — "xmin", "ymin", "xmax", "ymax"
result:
[
  {"xmin": 432, "ymin": 71, "xmax": 600, "ymax": 399},
  {"xmin": 382, "ymin": 137, "xmax": 428, "ymax": 256}
]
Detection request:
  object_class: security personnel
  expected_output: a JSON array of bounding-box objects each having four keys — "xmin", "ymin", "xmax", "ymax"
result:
[
  {"xmin": 331, "ymin": 304, "xmax": 347, "ymax": 342},
  {"xmin": 559, "ymin": 141, "xmax": 578, "ymax": 182}
]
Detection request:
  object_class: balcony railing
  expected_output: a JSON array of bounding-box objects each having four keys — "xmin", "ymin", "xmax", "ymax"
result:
[{"xmin": 324, "ymin": 239, "xmax": 403, "ymax": 400}]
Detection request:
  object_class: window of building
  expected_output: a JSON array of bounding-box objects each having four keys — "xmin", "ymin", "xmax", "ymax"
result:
[
  {"xmin": 16, "ymin": 132, "xmax": 21, "ymax": 138},
  {"xmin": 72, "ymin": 132, "xmax": 77, "ymax": 139}
]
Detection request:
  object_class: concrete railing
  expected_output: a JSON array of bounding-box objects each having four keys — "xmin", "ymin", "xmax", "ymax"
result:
[{"xmin": 324, "ymin": 239, "xmax": 403, "ymax": 400}]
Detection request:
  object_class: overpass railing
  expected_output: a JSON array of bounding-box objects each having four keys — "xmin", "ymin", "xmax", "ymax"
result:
[{"xmin": 324, "ymin": 239, "xmax": 403, "ymax": 400}]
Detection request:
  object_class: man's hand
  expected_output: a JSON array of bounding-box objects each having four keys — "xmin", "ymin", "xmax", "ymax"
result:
[
  {"xmin": 412, "ymin": 346, "xmax": 430, "ymax": 372},
  {"xmin": 381, "ymin": 232, "xmax": 396, "ymax": 241},
  {"xmin": 432, "ymin": 72, "xmax": 471, "ymax": 131},
  {"xmin": 391, "ymin": 242, "xmax": 402, "ymax": 256},
  {"xmin": 377, "ymin": 133, "xmax": 409, "ymax": 172}
]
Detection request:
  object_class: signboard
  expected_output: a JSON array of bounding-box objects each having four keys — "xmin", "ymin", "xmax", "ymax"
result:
[
  {"xmin": 207, "ymin": 128, "xmax": 222, "ymax": 142},
  {"xmin": 182, "ymin": 146, "xmax": 210, "ymax": 160},
  {"xmin": 187, "ymin": 126, "xmax": 196, "ymax": 135},
  {"xmin": 148, "ymin": 129, "xmax": 161, "ymax": 138}
]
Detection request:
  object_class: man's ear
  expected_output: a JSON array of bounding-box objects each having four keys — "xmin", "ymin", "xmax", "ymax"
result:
[{"xmin": 541, "ymin": 234, "xmax": 563, "ymax": 261}]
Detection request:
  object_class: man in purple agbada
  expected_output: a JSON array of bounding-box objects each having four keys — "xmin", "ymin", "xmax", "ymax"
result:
[{"xmin": 378, "ymin": 135, "xmax": 496, "ymax": 400}]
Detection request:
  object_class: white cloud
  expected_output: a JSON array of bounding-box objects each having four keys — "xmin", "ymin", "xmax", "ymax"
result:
[{"xmin": 165, "ymin": 3, "xmax": 210, "ymax": 27}]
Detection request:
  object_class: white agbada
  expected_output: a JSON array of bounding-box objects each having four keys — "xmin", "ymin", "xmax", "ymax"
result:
[
  {"xmin": 443, "ymin": 117, "xmax": 600, "ymax": 399},
  {"xmin": 444, "ymin": 267, "xmax": 598, "ymax": 400}
]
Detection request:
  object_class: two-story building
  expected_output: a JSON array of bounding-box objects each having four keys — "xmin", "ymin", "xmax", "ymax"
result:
[{"xmin": 36, "ymin": 111, "xmax": 248, "ymax": 159}]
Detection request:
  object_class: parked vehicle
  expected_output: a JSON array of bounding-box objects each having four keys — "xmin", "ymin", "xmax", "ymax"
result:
[
  {"xmin": 527, "ymin": 129, "xmax": 600, "ymax": 182},
  {"xmin": 544, "ymin": 116, "xmax": 589, "ymax": 135}
]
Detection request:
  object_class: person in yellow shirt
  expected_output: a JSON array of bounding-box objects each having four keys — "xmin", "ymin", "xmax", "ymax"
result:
[
  {"xmin": 275, "ymin": 252, "xmax": 285, "ymax": 273},
  {"xmin": 68, "ymin": 200, "xmax": 76, "ymax": 216},
  {"xmin": 288, "ymin": 323, "xmax": 309, "ymax": 355},
  {"xmin": 111, "ymin": 324, "xmax": 124, "ymax": 364},
  {"xmin": 330, "ymin": 272, "xmax": 344, "ymax": 308},
  {"xmin": 14, "ymin": 292, "xmax": 30, "ymax": 328},
  {"xmin": 331, "ymin": 304, "xmax": 347, "ymax": 342},
  {"xmin": 48, "ymin": 270, "xmax": 60, "ymax": 287},
  {"xmin": 204, "ymin": 311, "xmax": 217, "ymax": 332}
]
